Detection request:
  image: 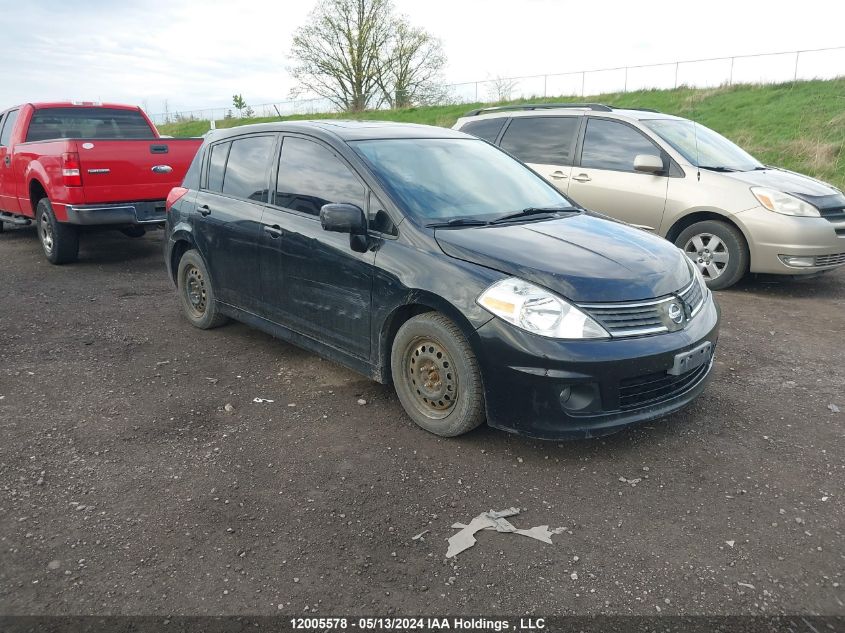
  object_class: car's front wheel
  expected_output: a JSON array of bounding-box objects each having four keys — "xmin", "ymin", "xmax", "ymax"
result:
[
  {"xmin": 675, "ymin": 220, "xmax": 748, "ymax": 290},
  {"xmin": 176, "ymin": 249, "xmax": 228, "ymax": 329},
  {"xmin": 391, "ymin": 313, "xmax": 486, "ymax": 437}
]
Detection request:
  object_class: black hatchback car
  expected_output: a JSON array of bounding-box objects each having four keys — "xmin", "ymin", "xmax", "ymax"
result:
[{"xmin": 164, "ymin": 121, "xmax": 719, "ymax": 439}]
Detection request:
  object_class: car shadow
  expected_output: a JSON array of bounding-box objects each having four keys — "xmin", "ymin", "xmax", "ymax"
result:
[{"xmin": 717, "ymin": 269, "xmax": 844, "ymax": 300}]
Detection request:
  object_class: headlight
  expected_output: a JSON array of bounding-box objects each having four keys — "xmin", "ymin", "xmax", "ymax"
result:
[
  {"xmin": 751, "ymin": 187, "xmax": 820, "ymax": 217},
  {"xmin": 687, "ymin": 257, "xmax": 710, "ymax": 299},
  {"xmin": 477, "ymin": 278, "xmax": 609, "ymax": 339}
]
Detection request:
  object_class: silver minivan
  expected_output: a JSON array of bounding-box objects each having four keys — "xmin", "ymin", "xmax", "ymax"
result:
[{"xmin": 454, "ymin": 104, "xmax": 845, "ymax": 289}]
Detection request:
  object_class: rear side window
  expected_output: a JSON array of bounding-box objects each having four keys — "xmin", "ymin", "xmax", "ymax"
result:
[
  {"xmin": 25, "ymin": 107, "xmax": 155, "ymax": 141},
  {"xmin": 460, "ymin": 118, "xmax": 506, "ymax": 143},
  {"xmin": 581, "ymin": 118, "xmax": 660, "ymax": 172},
  {"xmin": 500, "ymin": 117, "xmax": 580, "ymax": 165},
  {"xmin": 181, "ymin": 146, "xmax": 203, "ymax": 190},
  {"xmin": 207, "ymin": 142, "xmax": 230, "ymax": 192},
  {"xmin": 0, "ymin": 109, "xmax": 19, "ymax": 146},
  {"xmin": 222, "ymin": 135, "xmax": 275, "ymax": 202},
  {"xmin": 275, "ymin": 137, "xmax": 365, "ymax": 216}
]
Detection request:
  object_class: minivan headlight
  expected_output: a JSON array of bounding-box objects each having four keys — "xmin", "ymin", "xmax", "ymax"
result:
[
  {"xmin": 477, "ymin": 278, "xmax": 609, "ymax": 339},
  {"xmin": 751, "ymin": 187, "xmax": 820, "ymax": 217}
]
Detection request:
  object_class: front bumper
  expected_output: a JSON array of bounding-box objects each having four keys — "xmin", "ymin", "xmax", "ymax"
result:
[
  {"xmin": 475, "ymin": 296, "xmax": 720, "ymax": 439},
  {"xmin": 737, "ymin": 206, "xmax": 845, "ymax": 274},
  {"xmin": 64, "ymin": 201, "xmax": 167, "ymax": 226}
]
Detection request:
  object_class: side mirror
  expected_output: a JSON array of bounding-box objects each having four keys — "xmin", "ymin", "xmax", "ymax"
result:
[
  {"xmin": 633, "ymin": 154, "xmax": 664, "ymax": 174},
  {"xmin": 320, "ymin": 203, "xmax": 367, "ymax": 235}
]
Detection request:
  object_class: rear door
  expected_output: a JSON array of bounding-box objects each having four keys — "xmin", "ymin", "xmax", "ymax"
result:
[
  {"xmin": 498, "ymin": 116, "xmax": 581, "ymax": 193},
  {"xmin": 567, "ymin": 117, "xmax": 669, "ymax": 231},
  {"xmin": 258, "ymin": 135, "xmax": 374, "ymax": 359},
  {"xmin": 192, "ymin": 134, "xmax": 277, "ymax": 310},
  {"xmin": 0, "ymin": 109, "xmax": 20, "ymax": 213}
]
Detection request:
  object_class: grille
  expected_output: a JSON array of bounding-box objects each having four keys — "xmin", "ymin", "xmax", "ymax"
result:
[
  {"xmin": 814, "ymin": 252, "xmax": 845, "ymax": 266},
  {"xmin": 579, "ymin": 277, "xmax": 706, "ymax": 338},
  {"xmin": 618, "ymin": 360, "xmax": 711, "ymax": 411}
]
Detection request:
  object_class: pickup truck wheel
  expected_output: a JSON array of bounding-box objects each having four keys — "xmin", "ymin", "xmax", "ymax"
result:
[
  {"xmin": 120, "ymin": 226, "xmax": 146, "ymax": 238},
  {"xmin": 36, "ymin": 199, "xmax": 79, "ymax": 265},
  {"xmin": 177, "ymin": 250, "xmax": 228, "ymax": 329},
  {"xmin": 391, "ymin": 313, "xmax": 486, "ymax": 437}
]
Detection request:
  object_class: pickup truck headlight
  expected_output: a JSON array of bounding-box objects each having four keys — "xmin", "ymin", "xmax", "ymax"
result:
[
  {"xmin": 751, "ymin": 187, "xmax": 820, "ymax": 217},
  {"xmin": 477, "ymin": 278, "xmax": 609, "ymax": 339}
]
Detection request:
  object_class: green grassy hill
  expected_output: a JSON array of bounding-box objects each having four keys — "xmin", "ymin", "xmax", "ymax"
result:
[{"xmin": 158, "ymin": 79, "xmax": 845, "ymax": 189}]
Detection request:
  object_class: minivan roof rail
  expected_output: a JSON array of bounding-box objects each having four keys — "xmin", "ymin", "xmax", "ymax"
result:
[{"xmin": 464, "ymin": 103, "xmax": 613, "ymax": 116}]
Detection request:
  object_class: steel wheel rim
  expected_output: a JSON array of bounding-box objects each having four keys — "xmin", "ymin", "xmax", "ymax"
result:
[
  {"xmin": 404, "ymin": 337, "xmax": 458, "ymax": 419},
  {"xmin": 39, "ymin": 214, "xmax": 54, "ymax": 254},
  {"xmin": 684, "ymin": 233, "xmax": 729, "ymax": 280},
  {"xmin": 184, "ymin": 265, "xmax": 208, "ymax": 317}
]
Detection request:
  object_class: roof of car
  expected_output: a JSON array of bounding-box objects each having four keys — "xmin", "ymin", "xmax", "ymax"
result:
[
  {"xmin": 208, "ymin": 120, "xmax": 471, "ymax": 143},
  {"xmin": 457, "ymin": 104, "xmax": 688, "ymax": 123}
]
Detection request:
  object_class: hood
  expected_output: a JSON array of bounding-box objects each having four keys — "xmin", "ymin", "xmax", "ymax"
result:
[
  {"xmin": 435, "ymin": 214, "xmax": 692, "ymax": 303},
  {"xmin": 723, "ymin": 167, "xmax": 845, "ymax": 207}
]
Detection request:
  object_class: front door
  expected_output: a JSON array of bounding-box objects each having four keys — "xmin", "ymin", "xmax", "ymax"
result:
[
  {"xmin": 258, "ymin": 135, "xmax": 374, "ymax": 359},
  {"xmin": 567, "ymin": 117, "xmax": 669, "ymax": 231},
  {"xmin": 498, "ymin": 115, "xmax": 581, "ymax": 194},
  {"xmin": 0, "ymin": 110, "xmax": 20, "ymax": 213}
]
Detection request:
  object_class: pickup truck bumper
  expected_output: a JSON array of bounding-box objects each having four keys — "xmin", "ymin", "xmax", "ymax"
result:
[{"xmin": 64, "ymin": 201, "xmax": 167, "ymax": 226}]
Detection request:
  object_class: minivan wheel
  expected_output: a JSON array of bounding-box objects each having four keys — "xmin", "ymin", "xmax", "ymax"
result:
[
  {"xmin": 391, "ymin": 313, "xmax": 485, "ymax": 437},
  {"xmin": 675, "ymin": 220, "xmax": 748, "ymax": 290},
  {"xmin": 36, "ymin": 198, "xmax": 79, "ymax": 265},
  {"xmin": 176, "ymin": 250, "xmax": 228, "ymax": 329}
]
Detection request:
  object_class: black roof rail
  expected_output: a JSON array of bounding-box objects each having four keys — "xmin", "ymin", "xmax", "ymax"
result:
[
  {"xmin": 610, "ymin": 106, "xmax": 660, "ymax": 113},
  {"xmin": 464, "ymin": 103, "xmax": 613, "ymax": 116}
]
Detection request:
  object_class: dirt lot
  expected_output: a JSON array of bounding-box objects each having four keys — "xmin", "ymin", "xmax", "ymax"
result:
[{"xmin": 0, "ymin": 226, "xmax": 842, "ymax": 617}]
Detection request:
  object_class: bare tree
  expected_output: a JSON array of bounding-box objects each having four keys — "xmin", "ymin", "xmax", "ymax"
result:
[
  {"xmin": 376, "ymin": 19, "xmax": 446, "ymax": 108},
  {"xmin": 486, "ymin": 76, "xmax": 519, "ymax": 103},
  {"xmin": 289, "ymin": 0, "xmax": 394, "ymax": 112}
]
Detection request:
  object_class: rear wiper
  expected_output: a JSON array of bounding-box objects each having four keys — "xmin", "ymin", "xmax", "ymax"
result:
[
  {"xmin": 425, "ymin": 217, "xmax": 490, "ymax": 228},
  {"xmin": 490, "ymin": 206, "xmax": 579, "ymax": 225},
  {"xmin": 698, "ymin": 165, "xmax": 740, "ymax": 173}
]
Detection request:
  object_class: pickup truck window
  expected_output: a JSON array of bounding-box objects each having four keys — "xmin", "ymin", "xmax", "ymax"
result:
[
  {"xmin": 0, "ymin": 109, "xmax": 19, "ymax": 146},
  {"xmin": 26, "ymin": 107, "xmax": 156, "ymax": 142}
]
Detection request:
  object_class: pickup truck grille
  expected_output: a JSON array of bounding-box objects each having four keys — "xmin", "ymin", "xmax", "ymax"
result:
[{"xmin": 579, "ymin": 277, "xmax": 705, "ymax": 338}]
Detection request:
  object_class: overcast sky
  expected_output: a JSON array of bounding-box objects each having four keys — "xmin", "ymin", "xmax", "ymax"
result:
[{"xmin": 2, "ymin": 0, "xmax": 843, "ymax": 117}]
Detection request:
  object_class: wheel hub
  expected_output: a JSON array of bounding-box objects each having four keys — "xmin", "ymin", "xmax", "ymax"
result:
[
  {"xmin": 186, "ymin": 266, "xmax": 207, "ymax": 313},
  {"xmin": 40, "ymin": 215, "xmax": 54, "ymax": 253},
  {"xmin": 408, "ymin": 340, "xmax": 456, "ymax": 413},
  {"xmin": 684, "ymin": 233, "xmax": 729, "ymax": 280}
]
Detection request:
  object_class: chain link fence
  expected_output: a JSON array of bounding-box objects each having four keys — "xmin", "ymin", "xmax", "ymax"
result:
[{"xmin": 149, "ymin": 46, "xmax": 845, "ymax": 125}]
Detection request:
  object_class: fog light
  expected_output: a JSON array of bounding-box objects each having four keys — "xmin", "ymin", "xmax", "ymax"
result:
[
  {"xmin": 559, "ymin": 383, "xmax": 598, "ymax": 412},
  {"xmin": 778, "ymin": 255, "xmax": 816, "ymax": 268}
]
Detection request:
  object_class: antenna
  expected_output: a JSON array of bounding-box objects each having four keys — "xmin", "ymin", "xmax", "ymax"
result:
[{"xmin": 692, "ymin": 120, "xmax": 701, "ymax": 182}]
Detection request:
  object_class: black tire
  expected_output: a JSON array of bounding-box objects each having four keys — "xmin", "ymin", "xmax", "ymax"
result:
[
  {"xmin": 176, "ymin": 249, "xmax": 228, "ymax": 329},
  {"xmin": 674, "ymin": 220, "xmax": 748, "ymax": 290},
  {"xmin": 120, "ymin": 226, "xmax": 146, "ymax": 238},
  {"xmin": 36, "ymin": 198, "xmax": 79, "ymax": 265},
  {"xmin": 0, "ymin": 221, "xmax": 5, "ymax": 233},
  {"xmin": 391, "ymin": 313, "xmax": 486, "ymax": 437}
]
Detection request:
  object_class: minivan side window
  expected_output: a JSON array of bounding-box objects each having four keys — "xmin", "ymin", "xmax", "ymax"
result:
[
  {"xmin": 499, "ymin": 117, "xmax": 580, "ymax": 165},
  {"xmin": 275, "ymin": 137, "xmax": 366, "ymax": 216},
  {"xmin": 0, "ymin": 109, "xmax": 19, "ymax": 146},
  {"xmin": 460, "ymin": 118, "xmax": 506, "ymax": 143},
  {"xmin": 207, "ymin": 142, "xmax": 230, "ymax": 192},
  {"xmin": 580, "ymin": 118, "xmax": 661, "ymax": 173},
  {"xmin": 222, "ymin": 135, "xmax": 275, "ymax": 202}
]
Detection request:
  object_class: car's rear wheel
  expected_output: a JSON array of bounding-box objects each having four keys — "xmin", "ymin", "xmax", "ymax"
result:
[
  {"xmin": 176, "ymin": 249, "xmax": 228, "ymax": 329},
  {"xmin": 391, "ymin": 313, "xmax": 486, "ymax": 437},
  {"xmin": 36, "ymin": 198, "xmax": 79, "ymax": 265},
  {"xmin": 675, "ymin": 220, "xmax": 748, "ymax": 290}
]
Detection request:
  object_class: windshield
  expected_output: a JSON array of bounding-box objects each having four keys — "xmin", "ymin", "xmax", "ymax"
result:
[
  {"xmin": 643, "ymin": 119, "xmax": 763, "ymax": 172},
  {"xmin": 350, "ymin": 138, "xmax": 574, "ymax": 223}
]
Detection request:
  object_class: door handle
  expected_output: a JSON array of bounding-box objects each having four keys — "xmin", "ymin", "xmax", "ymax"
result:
[
  {"xmin": 572, "ymin": 174, "xmax": 591, "ymax": 183},
  {"xmin": 263, "ymin": 224, "xmax": 283, "ymax": 238},
  {"xmin": 198, "ymin": 205, "xmax": 212, "ymax": 217},
  {"xmin": 550, "ymin": 170, "xmax": 568, "ymax": 180}
]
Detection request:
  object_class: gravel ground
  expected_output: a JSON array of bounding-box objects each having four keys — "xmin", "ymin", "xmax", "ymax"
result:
[{"xmin": 0, "ymin": 226, "xmax": 842, "ymax": 616}]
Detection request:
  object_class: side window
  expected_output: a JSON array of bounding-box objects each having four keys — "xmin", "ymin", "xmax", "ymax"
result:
[
  {"xmin": 222, "ymin": 135, "xmax": 275, "ymax": 202},
  {"xmin": 275, "ymin": 137, "xmax": 366, "ymax": 216},
  {"xmin": 0, "ymin": 109, "xmax": 19, "ymax": 147},
  {"xmin": 206, "ymin": 142, "xmax": 230, "ymax": 192},
  {"xmin": 460, "ymin": 118, "xmax": 506, "ymax": 143},
  {"xmin": 368, "ymin": 191, "xmax": 397, "ymax": 236},
  {"xmin": 581, "ymin": 118, "xmax": 661, "ymax": 173},
  {"xmin": 499, "ymin": 117, "xmax": 580, "ymax": 165}
]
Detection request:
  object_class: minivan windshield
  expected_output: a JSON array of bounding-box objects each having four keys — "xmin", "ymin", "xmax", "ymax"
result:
[
  {"xmin": 644, "ymin": 119, "xmax": 763, "ymax": 172},
  {"xmin": 351, "ymin": 138, "xmax": 575, "ymax": 224}
]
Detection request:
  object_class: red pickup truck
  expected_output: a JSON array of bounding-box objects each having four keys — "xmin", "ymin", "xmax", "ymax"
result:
[{"xmin": 0, "ymin": 102, "xmax": 201, "ymax": 263}]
